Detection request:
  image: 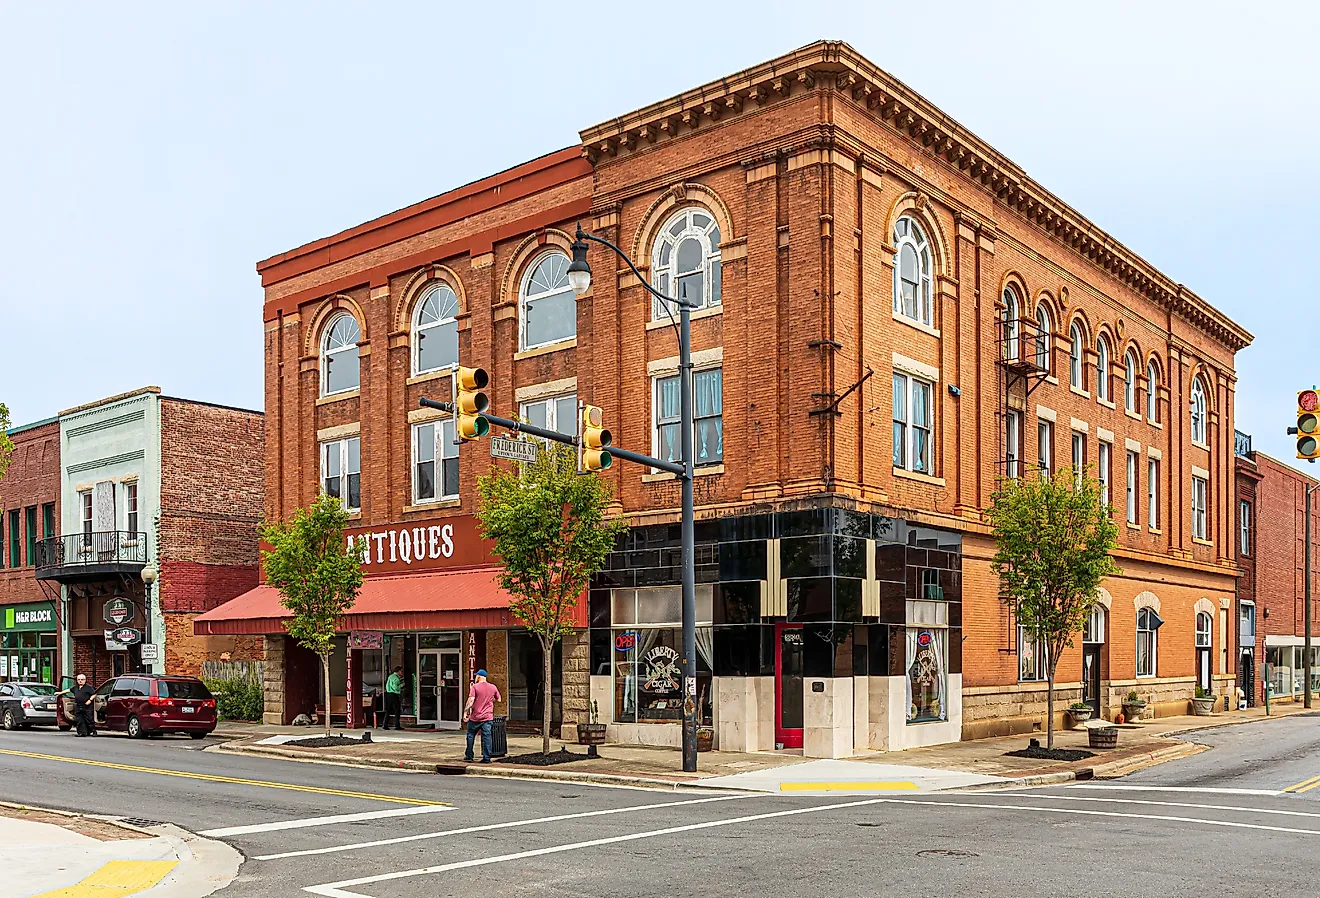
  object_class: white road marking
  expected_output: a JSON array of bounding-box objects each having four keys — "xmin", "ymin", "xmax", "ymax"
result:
[
  {"xmin": 996, "ymin": 792, "xmax": 1320, "ymax": 820},
  {"xmin": 259, "ymin": 793, "xmax": 757, "ymax": 860},
  {"xmin": 1065, "ymin": 784, "xmax": 1284, "ymax": 796},
  {"xmin": 199, "ymin": 805, "xmax": 453, "ymax": 837},
  {"xmin": 303, "ymin": 797, "xmax": 891, "ymax": 897}
]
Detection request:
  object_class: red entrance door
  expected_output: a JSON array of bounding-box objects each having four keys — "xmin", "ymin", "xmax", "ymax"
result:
[{"xmin": 775, "ymin": 623, "xmax": 805, "ymax": 749}]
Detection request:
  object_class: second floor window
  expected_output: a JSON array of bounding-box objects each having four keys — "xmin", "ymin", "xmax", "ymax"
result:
[
  {"xmin": 80, "ymin": 491, "xmax": 93, "ymax": 537},
  {"xmin": 1038, "ymin": 420, "xmax": 1053, "ymax": 479},
  {"xmin": 521, "ymin": 394, "xmax": 578, "ymax": 444},
  {"xmin": 7, "ymin": 510, "xmax": 18, "ymax": 567},
  {"xmin": 24, "ymin": 506, "xmax": 37, "ymax": 563},
  {"xmin": 656, "ymin": 368, "xmax": 724, "ymax": 468},
  {"xmin": 520, "ymin": 252, "xmax": 577, "ymax": 350},
  {"xmin": 892, "ymin": 373, "xmax": 933, "ymax": 474},
  {"xmin": 1072, "ymin": 432, "xmax": 1085, "ymax": 490},
  {"xmin": 1191, "ymin": 377, "xmax": 1209, "ymax": 445},
  {"xmin": 892, "ymin": 216, "xmax": 933, "ymax": 327},
  {"xmin": 1126, "ymin": 451, "xmax": 1138, "ymax": 525},
  {"xmin": 1005, "ymin": 410, "xmax": 1022, "ymax": 480},
  {"xmin": 42, "ymin": 503, "xmax": 55, "ymax": 539},
  {"xmin": 1192, "ymin": 475, "xmax": 1208, "ymax": 540},
  {"xmin": 322, "ymin": 437, "xmax": 361, "ymax": 512},
  {"xmin": 126, "ymin": 483, "xmax": 138, "ymax": 534},
  {"xmin": 1240, "ymin": 500, "xmax": 1251, "ymax": 555},
  {"xmin": 1146, "ymin": 360, "xmax": 1160, "ymax": 423},
  {"xmin": 321, "ymin": 313, "xmax": 361, "ymax": 396},
  {"xmin": 413, "ymin": 284, "xmax": 460, "ymax": 375},
  {"xmin": 413, "ymin": 421, "xmax": 459, "ymax": 503}
]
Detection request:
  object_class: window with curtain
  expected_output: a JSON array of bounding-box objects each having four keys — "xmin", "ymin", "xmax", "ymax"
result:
[
  {"xmin": 1136, "ymin": 607, "xmax": 1161, "ymax": 677},
  {"xmin": 321, "ymin": 437, "xmax": 361, "ymax": 512},
  {"xmin": 413, "ymin": 284, "xmax": 460, "ymax": 375},
  {"xmin": 610, "ymin": 586, "xmax": 714, "ymax": 725},
  {"xmin": 413, "ymin": 421, "xmax": 459, "ymax": 502},
  {"xmin": 655, "ymin": 368, "xmax": 723, "ymax": 468},
  {"xmin": 1018, "ymin": 624, "xmax": 1047, "ymax": 682},
  {"xmin": 892, "ymin": 373, "xmax": 933, "ymax": 474},
  {"xmin": 652, "ymin": 208, "xmax": 722, "ymax": 318},
  {"xmin": 1126, "ymin": 451, "xmax": 1139, "ymax": 524},
  {"xmin": 321, "ymin": 313, "xmax": 361, "ymax": 396},
  {"xmin": 892, "ymin": 216, "xmax": 933, "ymax": 327}
]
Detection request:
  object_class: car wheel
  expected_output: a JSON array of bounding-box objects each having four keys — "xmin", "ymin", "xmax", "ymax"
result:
[
  {"xmin": 126, "ymin": 715, "xmax": 143, "ymax": 739},
  {"xmin": 189, "ymin": 732, "xmax": 206, "ymax": 740},
  {"xmin": 2, "ymin": 709, "xmax": 17, "ymax": 731}
]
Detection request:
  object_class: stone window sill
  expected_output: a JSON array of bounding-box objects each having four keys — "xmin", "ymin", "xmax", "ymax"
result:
[
  {"xmin": 1124, "ymin": 408, "xmax": 1143, "ymax": 421},
  {"xmin": 407, "ymin": 368, "xmax": 456, "ymax": 387},
  {"xmin": 1070, "ymin": 385, "xmax": 1091, "ymax": 400},
  {"xmin": 316, "ymin": 389, "xmax": 360, "ymax": 406},
  {"xmin": 515, "ymin": 338, "xmax": 577, "ymax": 360},
  {"xmin": 891, "ymin": 312, "xmax": 941, "ymax": 339},
  {"xmin": 893, "ymin": 468, "xmax": 946, "ymax": 487},
  {"xmin": 647, "ymin": 305, "xmax": 723, "ymax": 331},
  {"xmin": 642, "ymin": 464, "xmax": 724, "ymax": 483},
  {"xmin": 1097, "ymin": 397, "xmax": 1116, "ymax": 410},
  {"xmin": 404, "ymin": 499, "xmax": 461, "ymax": 514},
  {"xmin": 1193, "ymin": 537, "xmax": 1214, "ymax": 547}
]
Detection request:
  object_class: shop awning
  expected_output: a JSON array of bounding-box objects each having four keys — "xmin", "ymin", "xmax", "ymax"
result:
[{"xmin": 193, "ymin": 567, "xmax": 583, "ymax": 636}]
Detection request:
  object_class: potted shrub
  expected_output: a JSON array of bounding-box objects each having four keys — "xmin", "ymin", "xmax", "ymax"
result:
[
  {"xmin": 1122, "ymin": 689, "xmax": 1147, "ymax": 723},
  {"xmin": 696, "ymin": 725, "xmax": 715, "ymax": 753},
  {"xmin": 1066, "ymin": 701, "xmax": 1094, "ymax": 727},
  {"xmin": 1192, "ymin": 685, "xmax": 1216, "ymax": 716},
  {"xmin": 577, "ymin": 700, "xmax": 607, "ymax": 756}
]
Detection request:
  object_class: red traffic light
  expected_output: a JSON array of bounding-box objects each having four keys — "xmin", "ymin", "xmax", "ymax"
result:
[{"xmin": 1301, "ymin": 390, "xmax": 1319, "ymax": 412}]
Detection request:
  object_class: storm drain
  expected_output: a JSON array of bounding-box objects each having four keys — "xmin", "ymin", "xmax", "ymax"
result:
[
  {"xmin": 119, "ymin": 817, "xmax": 165, "ymax": 828},
  {"xmin": 917, "ymin": 849, "xmax": 979, "ymax": 859}
]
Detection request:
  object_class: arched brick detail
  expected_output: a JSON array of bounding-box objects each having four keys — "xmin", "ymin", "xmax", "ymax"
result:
[
  {"xmin": 630, "ymin": 182, "xmax": 735, "ymax": 266},
  {"xmin": 1134, "ymin": 590, "xmax": 1161, "ymax": 613},
  {"xmin": 303, "ymin": 295, "xmax": 367, "ymax": 359},
  {"xmin": 393, "ymin": 264, "xmax": 467, "ymax": 335},
  {"xmin": 499, "ymin": 228, "xmax": 575, "ymax": 308},
  {"xmin": 887, "ymin": 192, "xmax": 950, "ymax": 278}
]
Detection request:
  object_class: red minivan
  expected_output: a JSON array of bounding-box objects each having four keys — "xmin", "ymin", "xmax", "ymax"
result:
[{"xmin": 59, "ymin": 675, "xmax": 217, "ymax": 739}]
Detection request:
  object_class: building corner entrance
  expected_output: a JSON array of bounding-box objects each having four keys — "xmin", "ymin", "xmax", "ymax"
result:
[{"xmin": 775, "ymin": 623, "xmax": 804, "ymax": 749}]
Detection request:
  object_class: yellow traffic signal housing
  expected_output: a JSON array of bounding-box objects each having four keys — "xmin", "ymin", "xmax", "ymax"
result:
[
  {"xmin": 453, "ymin": 367, "xmax": 490, "ymax": 441},
  {"xmin": 1298, "ymin": 390, "xmax": 1320, "ymax": 460},
  {"xmin": 579, "ymin": 404, "xmax": 613, "ymax": 471}
]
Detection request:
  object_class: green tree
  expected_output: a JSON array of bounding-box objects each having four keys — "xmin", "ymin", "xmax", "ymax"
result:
[
  {"xmin": 0, "ymin": 402, "xmax": 14, "ymax": 497},
  {"xmin": 988, "ymin": 468, "xmax": 1120, "ymax": 749},
  {"xmin": 477, "ymin": 442, "xmax": 624, "ymax": 755},
  {"xmin": 260, "ymin": 493, "xmax": 365, "ymax": 737}
]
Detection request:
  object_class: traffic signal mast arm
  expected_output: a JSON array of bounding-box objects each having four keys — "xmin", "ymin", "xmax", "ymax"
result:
[{"xmin": 417, "ymin": 397, "xmax": 685, "ymax": 476}]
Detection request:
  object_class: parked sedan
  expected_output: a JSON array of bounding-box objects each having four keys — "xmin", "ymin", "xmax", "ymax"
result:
[{"xmin": 0, "ymin": 681, "xmax": 61, "ymax": 729}]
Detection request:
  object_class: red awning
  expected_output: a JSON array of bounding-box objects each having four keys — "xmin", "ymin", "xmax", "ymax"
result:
[{"xmin": 193, "ymin": 567, "xmax": 579, "ymax": 636}]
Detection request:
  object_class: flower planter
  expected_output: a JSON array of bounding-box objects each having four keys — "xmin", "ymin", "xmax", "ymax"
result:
[
  {"xmin": 577, "ymin": 723, "xmax": 607, "ymax": 746},
  {"xmin": 1192, "ymin": 696, "xmax": 1216, "ymax": 716},
  {"xmin": 696, "ymin": 727, "xmax": 715, "ymax": 753},
  {"xmin": 1122, "ymin": 701, "xmax": 1147, "ymax": 723},
  {"xmin": 1065, "ymin": 707, "xmax": 1094, "ymax": 728},
  {"xmin": 1088, "ymin": 726, "xmax": 1119, "ymax": 750}
]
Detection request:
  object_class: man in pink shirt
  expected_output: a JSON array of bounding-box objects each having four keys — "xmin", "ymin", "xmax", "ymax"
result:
[{"xmin": 462, "ymin": 669, "xmax": 502, "ymax": 763}]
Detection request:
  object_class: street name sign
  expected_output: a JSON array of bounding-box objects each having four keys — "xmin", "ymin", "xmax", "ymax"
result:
[{"xmin": 490, "ymin": 436, "xmax": 539, "ymax": 463}]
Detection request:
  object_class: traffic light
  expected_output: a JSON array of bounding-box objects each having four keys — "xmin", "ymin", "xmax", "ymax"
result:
[
  {"xmin": 453, "ymin": 367, "xmax": 490, "ymax": 441},
  {"xmin": 579, "ymin": 403, "xmax": 613, "ymax": 472},
  {"xmin": 1298, "ymin": 390, "xmax": 1320, "ymax": 460}
]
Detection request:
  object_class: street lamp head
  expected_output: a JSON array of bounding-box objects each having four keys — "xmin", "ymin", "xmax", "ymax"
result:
[
  {"xmin": 567, "ymin": 223, "xmax": 592, "ymax": 296},
  {"xmin": 141, "ymin": 564, "xmax": 157, "ymax": 585}
]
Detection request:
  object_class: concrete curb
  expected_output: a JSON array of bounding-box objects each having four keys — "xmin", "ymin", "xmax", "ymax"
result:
[
  {"xmin": 954, "ymin": 771, "xmax": 1079, "ymax": 792},
  {"xmin": 1089, "ymin": 740, "xmax": 1208, "ymax": 778}
]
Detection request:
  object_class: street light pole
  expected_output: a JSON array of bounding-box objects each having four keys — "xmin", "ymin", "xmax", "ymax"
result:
[{"xmin": 567, "ymin": 224, "xmax": 699, "ymax": 773}]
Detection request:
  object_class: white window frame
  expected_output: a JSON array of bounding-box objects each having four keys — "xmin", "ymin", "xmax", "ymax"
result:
[
  {"xmin": 1190, "ymin": 377, "xmax": 1208, "ymax": 446},
  {"xmin": 1038, "ymin": 420, "xmax": 1053, "ymax": 480},
  {"xmin": 321, "ymin": 437, "xmax": 361, "ymax": 512},
  {"xmin": 892, "ymin": 216, "xmax": 934, "ymax": 327},
  {"xmin": 1240, "ymin": 500, "xmax": 1251, "ymax": 555},
  {"xmin": 519, "ymin": 251, "xmax": 577, "ymax": 351},
  {"xmin": 1072, "ymin": 432, "xmax": 1086, "ymax": 490},
  {"xmin": 1083, "ymin": 605, "xmax": 1106, "ymax": 644},
  {"xmin": 412, "ymin": 420, "xmax": 459, "ymax": 504},
  {"xmin": 1098, "ymin": 441, "xmax": 1111, "ymax": 508},
  {"xmin": 1148, "ymin": 458, "xmax": 1160, "ymax": 529},
  {"xmin": 1096, "ymin": 335, "xmax": 1111, "ymax": 402},
  {"xmin": 892, "ymin": 372, "xmax": 935, "ymax": 475},
  {"xmin": 653, "ymin": 366, "xmax": 724, "ymax": 469},
  {"xmin": 1192, "ymin": 475, "xmax": 1208, "ymax": 540},
  {"xmin": 1136, "ymin": 608, "xmax": 1159, "ymax": 678},
  {"xmin": 1196, "ymin": 612, "xmax": 1213, "ymax": 649},
  {"xmin": 1124, "ymin": 350, "xmax": 1138, "ymax": 413},
  {"xmin": 1146, "ymin": 360, "xmax": 1160, "ymax": 423},
  {"xmin": 1005, "ymin": 409, "xmax": 1021, "ymax": 480},
  {"xmin": 1002, "ymin": 287, "xmax": 1021, "ymax": 361},
  {"xmin": 653, "ymin": 207, "xmax": 722, "ymax": 319},
  {"xmin": 1126, "ymin": 450, "xmax": 1138, "ymax": 525},
  {"xmin": 320, "ymin": 313, "xmax": 361, "ymax": 397},
  {"xmin": 1018, "ymin": 624, "xmax": 1047, "ymax": 682},
  {"xmin": 412, "ymin": 283, "xmax": 460, "ymax": 376},
  {"xmin": 1035, "ymin": 305, "xmax": 1052, "ymax": 373},
  {"xmin": 79, "ymin": 491, "xmax": 93, "ymax": 536},
  {"xmin": 126, "ymin": 483, "xmax": 139, "ymax": 535},
  {"xmin": 520, "ymin": 393, "xmax": 579, "ymax": 445},
  {"xmin": 1069, "ymin": 324, "xmax": 1084, "ymax": 389}
]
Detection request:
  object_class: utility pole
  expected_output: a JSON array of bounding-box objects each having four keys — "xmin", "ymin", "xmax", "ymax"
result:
[
  {"xmin": 1307, "ymin": 482, "xmax": 1316, "ymax": 709},
  {"xmin": 1291, "ymin": 388, "xmax": 1320, "ymax": 709}
]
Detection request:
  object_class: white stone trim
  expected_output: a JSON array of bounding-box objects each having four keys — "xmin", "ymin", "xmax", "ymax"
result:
[
  {"xmin": 515, "ymin": 376, "xmax": 578, "ymax": 403},
  {"xmin": 317, "ymin": 422, "xmax": 360, "ymax": 440},
  {"xmin": 1070, "ymin": 418, "xmax": 1089, "ymax": 433},
  {"xmin": 648, "ymin": 346, "xmax": 723, "ymax": 376},
  {"xmin": 1192, "ymin": 465, "xmax": 1210, "ymax": 479},
  {"xmin": 1097, "ymin": 427, "xmax": 1115, "ymax": 443},
  {"xmin": 892, "ymin": 352, "xmax": 940, "ymax": 382},
  {"xmin": 1134, "ymin": 590, "xmax": 1161, "ymax": 613},
  {"xmin": 1148, "ymin": 446, "xmax": 1163, "ymax": 460},
  {"xmin": 1125, "ymin": 438, "xmax": 1142, "ymax": 452},
  {"xmin": 1036, "ymin": 405, "xmax": 1057, "ymax": 423}
]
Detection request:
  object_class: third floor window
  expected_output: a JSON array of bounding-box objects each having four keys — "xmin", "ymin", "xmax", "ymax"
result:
[{"xmin": 892, "ymin": 216, "xmax": 933, "ymax": 327}]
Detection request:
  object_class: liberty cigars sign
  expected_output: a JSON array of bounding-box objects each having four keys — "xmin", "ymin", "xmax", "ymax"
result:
[{"xmin": 344, "ymin": 515, "xmax": 497, "ymax": 576}]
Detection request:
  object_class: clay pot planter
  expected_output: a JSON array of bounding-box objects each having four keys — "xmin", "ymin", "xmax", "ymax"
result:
[{"xmin": 1192, "ymin": 696, "xmax": 1216, "ymax": 716}]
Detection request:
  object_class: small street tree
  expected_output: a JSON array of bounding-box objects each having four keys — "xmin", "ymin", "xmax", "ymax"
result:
[
  {"xmin": 988, "ymin": 467, "xmax": 1120, "ymax": 749},
  {"xmin": 477, "ymin": 442, "xmax": 624, "ymax": 755},
  {"xmin": 0, "ymin": 402, "xmax": 14, "ymax": 497},
  {"xmin": 260, "ymin": 493, "xmax": 365, "ymax": 737}
]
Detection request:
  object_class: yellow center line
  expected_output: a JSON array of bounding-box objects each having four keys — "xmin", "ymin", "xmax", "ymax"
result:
[
  {"xmin": 29, "ymin": 860, "xmax": 178, "ymax": 898},
  {"xmin": 1285, "ymin": 774, "xmax": 1320, "ymax": 794},
  {"xmin": 0, "ymin": 748, "xmax": 445, "ymax": 807}
]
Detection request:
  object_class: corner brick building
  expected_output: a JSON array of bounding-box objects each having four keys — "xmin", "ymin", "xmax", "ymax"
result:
[
  {"xmin": 201, "ymin": 41, "xmax": 1252, "ymax": 752},
  {"xmin": 1, "ymin": 417, "xmax": 61, "ymax": 683}
]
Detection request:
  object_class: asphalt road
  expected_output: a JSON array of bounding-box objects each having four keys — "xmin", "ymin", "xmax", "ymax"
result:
[{"xmin": 3, "ymin": 716, "xmax": 1320, "ymax": 897}]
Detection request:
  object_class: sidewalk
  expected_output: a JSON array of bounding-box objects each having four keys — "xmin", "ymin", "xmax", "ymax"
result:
[
  {"xmin": 212, "ymin": 702, "xmax": 1313, "ymax": 793},
  {"xmin": 3, "ymin": 803, "xmax": 240, "ymax": 898}
]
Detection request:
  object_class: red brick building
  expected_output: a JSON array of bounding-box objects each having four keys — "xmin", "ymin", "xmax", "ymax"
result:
[
  {"xmin": 0, "ymin": 417, "xmax": 60, "ymax": 683},
  {"xmin": 1234, "ymin": 438, "xmax": 1320, "ymax": 705},
  {"xmin": 202, "ymin": 41, "xmax": 1251, "ymax": 751}
]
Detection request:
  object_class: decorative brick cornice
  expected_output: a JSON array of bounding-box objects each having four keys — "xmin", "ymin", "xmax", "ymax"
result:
[{"xmin": 579, "ymin": 39, "xmax": 1252, "ymax": 354}]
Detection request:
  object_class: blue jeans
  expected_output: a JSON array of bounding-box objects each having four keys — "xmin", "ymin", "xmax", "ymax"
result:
[{"xmin": 465, "ymin": 719, "xmax": 492, "ymax": 761}]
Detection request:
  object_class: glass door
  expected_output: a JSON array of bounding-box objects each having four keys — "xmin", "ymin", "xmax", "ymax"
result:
[
  {"xmin": 775, "ymin": 624, "xmax": 804, "ymax": 749},
  {"xmin": 417, "ymin": 651, "xmax": 439, "ymax": 726},
  {"xmin": 438, "ymin": 650, "xmax": 461, "ymax": 729},
  {"xmin": 1081, "ymin": 645, "xmax": 1101, "ymax": 716}
]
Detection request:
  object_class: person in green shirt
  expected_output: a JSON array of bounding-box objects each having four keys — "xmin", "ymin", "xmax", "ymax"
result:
[{"xmin": 383, "ymin": 666, "xmax": 403, "ymax": 730}]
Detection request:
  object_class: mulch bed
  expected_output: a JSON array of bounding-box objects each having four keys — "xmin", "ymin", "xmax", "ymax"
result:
[
  {"xmin": 1005, "ymin": 743, "xmax": 1095, "ymax": 762},
  {"xmin": 283, "ymin": 735, "xmax": 372, "ymax": 748},
  {"xmin": 496, "ymin": 749, "xmax": 591, "ymax": 766}
]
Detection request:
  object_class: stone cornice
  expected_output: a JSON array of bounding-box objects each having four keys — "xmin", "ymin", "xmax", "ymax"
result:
[{"xmin": 579, "ymin": 39, "xmax": 1252, "ymax": 354}]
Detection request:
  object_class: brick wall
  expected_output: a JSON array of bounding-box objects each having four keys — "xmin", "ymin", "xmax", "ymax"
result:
[
  {"xmin": 162, "ymin": 611, "xmax": 261, "ymax": 677},
  {"xmin": 1252, "ymin": 453, "xmax": 1320, "ymax": 642},
  {"xmin": 0, "ymin": 418, "xmax": 59, "ymax": 608}
]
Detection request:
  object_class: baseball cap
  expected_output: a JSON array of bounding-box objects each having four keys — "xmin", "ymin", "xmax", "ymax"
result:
[{"xmin": 476, "ymin": 669, "xmax": 488, "ymax": 678}]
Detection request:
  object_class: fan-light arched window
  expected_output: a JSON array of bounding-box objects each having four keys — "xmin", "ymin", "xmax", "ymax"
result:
[
  {"xmin": 1070, "ymin": 324, "xmax": 1085, "ymax": 389},
  {"xmin": 520, "ymin": 252, "xmax": 577, "ymax": 350},
  {"xmin": 1002, "ymin": 286, "xmax": 1021, "ymax": 361},
  {"xmin": 1096, "ymin": 335, "xmax": 1112, "ymax": 402},
  {"xmin": 1196, "ymin": 611, "xmax": 1213, "ymax": 648},
  {"xmin": 1035, "ymin": 305, "xmax": 1052, "ymax": 372},
  {"xmin": 1191, "ymin": 377, "xmax": 1208, "ymax": 445},
  {"xmin": 1136, "ymin": 607, "xmax": 1162, "ymax": 678},
  {"xmin": 652, "ymin": 208, "xmax": 722, "ymax": 319},
  {"xmin": 1084, "ymin": 605, "xmax": 1106, "ymax": 644},
  {"xmin": 1146, "ymin": 360, "xmax": 1160, "ymax": 422},
  {"xmin": 413, "ymin": 284, "xmax": 459, "ymax": 375},
  {"xmin": 321, "ymin": 313, "xmax": 361, "ymax": 396},
  {"xmin": 892, "ymin": 216, "xmax": 933, "ymax": 327},
  {"xmin": 1124, "ymin": 350, "xmax": 1139, "ymax": 413}
]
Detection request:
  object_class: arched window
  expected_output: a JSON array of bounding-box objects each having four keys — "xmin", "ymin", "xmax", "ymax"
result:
[
  {"xmin": 652, "ymin": 207, "xmax": 722, "ymax": 319},
  {"xmin": 321, "ymin": 313, "xmax": 361, "ymax": 396},
  {"xmin": 1035, "ymin": 305, "xmax": 1052, "ymax": 372},
  {"xmin": 1002, "ymin": 286, "xmax": 1021, "ymax": 361},
  {"xmin": 1136, "ymin": 607, "xmax": 1162, "ymax": 677},
  {"xmin": 1146, "ymin": 360, "xmax": 1160, "ymax": 423},
  {"xmin": 520, "ymin": 252, "xmax": 577, "ymax": 350},
  {"xmin": 1123, "ymin": 350, "xmax": 1138, "ymax": 413},
  {"xmin": 1096, "ymin": 335, "xmax": 1111, "ymax": 402},
  {"xmin": 413, "ymin": 284, "xmax": 459, "ymax": 375},
  {"xmin": 1070, "ymin": 323, "xmax": 1085, "ymax": 389},
  {"xmin": 1084, "ymin": 605, "xmax": 1106, "ymax": 644},
  {"xmin": 1190, "ymin": 377, "xmax": 1208, "ymax": 444},
  {"xmin": 892, "ymin": 216, "xmax": 933, "ymax": 326},
  {"xmin": 1196, "ymin": 612, "xmax": 1213, "ymax": 648}
]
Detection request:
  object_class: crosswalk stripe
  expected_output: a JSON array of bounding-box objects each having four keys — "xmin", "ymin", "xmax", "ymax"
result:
[{"xmin": 200, "ymin": 805, "xmax": 453, "ymax": 837}]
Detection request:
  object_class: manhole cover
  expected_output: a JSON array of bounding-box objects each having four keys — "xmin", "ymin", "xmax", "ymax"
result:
[
  {"xmin": 917, "ymin": 849, "xmax": 978, "ymax": 859},
  {"xmin": 120, "ymin": 818, "xmax": 164, "ymax": 827}
]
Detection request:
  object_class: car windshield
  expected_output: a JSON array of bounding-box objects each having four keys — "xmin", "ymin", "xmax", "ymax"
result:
[
  {"xmin": 157, "ymin": 680, "xmax": 212, "ymax": 700},
  {"xmin": 17, "ymin": 685, "xmax": 57, "ymax": 696}
]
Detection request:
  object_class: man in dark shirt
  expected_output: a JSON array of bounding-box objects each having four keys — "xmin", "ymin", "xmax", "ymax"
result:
[{"xmin": 68, "ymin": 674, "xmax": 96, "ymax": 737}]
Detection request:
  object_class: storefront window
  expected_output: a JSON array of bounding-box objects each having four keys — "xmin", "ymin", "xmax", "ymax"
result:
[
  {"xmin": 1266, "ymin": 647, "xmax": 1290, "ymax": 697},
  {"xmin": 611, "ymin": 586, "xmax": 713, "ymax": 726},
  {"xmin": 906, "ymin": 628, "xmax": 947, "ymax": 724}
]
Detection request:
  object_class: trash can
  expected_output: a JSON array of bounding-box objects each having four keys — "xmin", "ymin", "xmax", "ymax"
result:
[{"xmin": 489, "ymin": 716, "xmax": 508, "ymax": 758}]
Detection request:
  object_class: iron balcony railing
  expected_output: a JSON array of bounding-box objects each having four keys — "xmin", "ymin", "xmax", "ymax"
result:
[
  {"xmin": 1235, "ymin": 430, "xmax": 1253, "ymax": 458},
  {"xmin": 35, "ymin": 531, "xmax": 148, "ymax": 572}
]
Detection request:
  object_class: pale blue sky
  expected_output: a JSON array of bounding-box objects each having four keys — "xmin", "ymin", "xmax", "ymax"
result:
[{"xmin": 2, "ymin": 2, "xmax": 1316, "ymax": 467}]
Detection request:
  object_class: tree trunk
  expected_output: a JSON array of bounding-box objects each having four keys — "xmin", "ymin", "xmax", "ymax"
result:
[
  {"xmin": 321, "ymin": 651, "xmax": 332, "ymax": 738},
  {"xmin": 1046, "ymin": 669, "xmax": 1055, "ymax": 750},
  {"xmin": 541, "ymin": 636, "xmax": 553, "ymax": 756}
]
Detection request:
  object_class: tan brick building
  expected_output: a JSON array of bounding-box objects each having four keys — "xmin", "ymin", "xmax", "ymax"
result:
[{"xmin": 202, "ymin": 41, "xmax": 1250, "ymax": 751}]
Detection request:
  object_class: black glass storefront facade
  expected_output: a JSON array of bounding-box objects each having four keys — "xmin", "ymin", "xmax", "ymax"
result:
[{"xmin": 588, "ymin": 506, "xmax": 964, "ymax": 728}]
